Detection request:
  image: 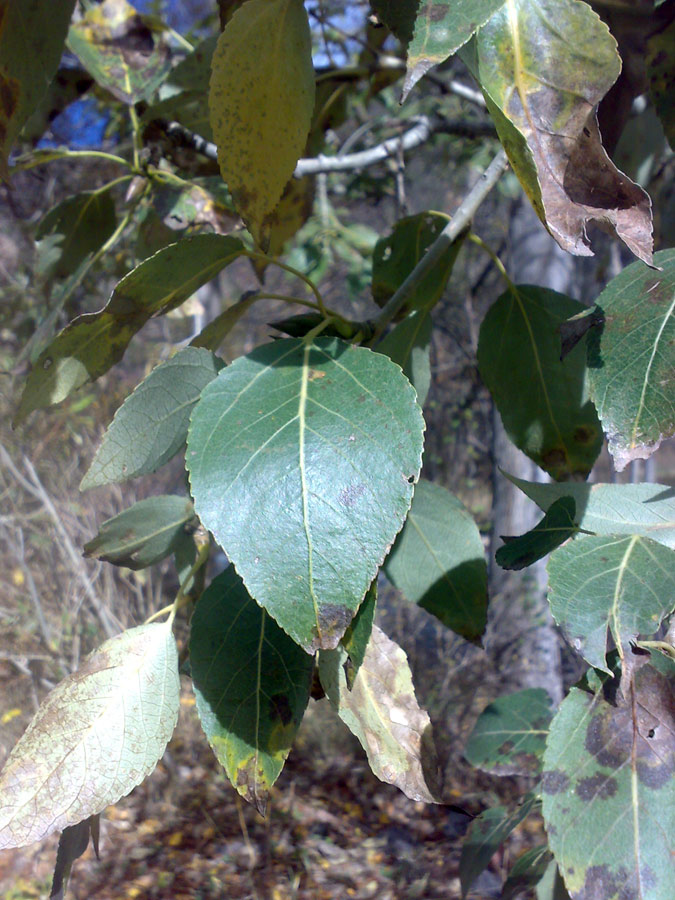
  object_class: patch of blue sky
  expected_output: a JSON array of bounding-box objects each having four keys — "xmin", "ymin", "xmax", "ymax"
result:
[{"xmin": 37, "ymin": 97, "xmax": 110, "ymax": 150}]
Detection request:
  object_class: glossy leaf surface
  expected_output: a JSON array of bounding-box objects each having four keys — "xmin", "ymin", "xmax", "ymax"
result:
[
  {"xmin": 587, "ymin": 249, "xmax": 675, "ymax": 471},
  {"xmin": 83, "ymin": 495, "xmax": 195, "ymax": 570},
  {"xmin": 209, "ymin": 0, "xmax": 315, "ymax": 246},
  {"xmin": 0, "ymin": 622, "xmax": 179, "ymax": 848},
  {"xmin": 384, "ymin": 479, "xmax": 488, "ymax": 642},
  {"xmin": 478, "ymin": 286, "xmax": 602, "ymax": 480},
  {"xmin": 319, "ymin": 626, "xmax": 439, "ymax": 803},
  {"xmin": 187, "ymin": 338, "xmax": 424, "ymax": 652},
  {"xmin": 67, "ymin": 0, "xmax": 171, "ymax": 104},
  {"xmin": 82, "ymin": 348, "xmax": 224, "ymax": 489},
  {"xmin": 542, "ymin": 659, "xmax": 675, "ymax": 900},
  {"xmin": 496, "ymin": 497, "xmax": 577, "ymax": 571},
  {"xmin": 467, "ymin": 0, "xmax": 653, "ymax": 263},
  {"xmin": 191, "ymin": 567, "xmax": 313, "ymax": 814},
  {"xmin": 0, "ymin": 0, "xmax": 76, "ymax": 178},
  {"xmin": 505, "ymin": 475, "xmax": 675, "ymax": 550},
  {"xmin": 547, "ymin": 534, "xmax": 675, "ymax": 672},
  {"xmin": 16, "ymin": 234, "xmax": 244, "ymax": 422},
  {"xmin": 465, "ymin": 688, "xmax": 553, "ymax": 776},
  {"xmin": 502, "ymin": 846, "xmax": 554, "ymax": 900}
]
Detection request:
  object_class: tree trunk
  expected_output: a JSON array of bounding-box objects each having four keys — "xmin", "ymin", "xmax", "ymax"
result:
[{"xmin": 486, "ymin": 196, "xmax": 578, "ymax": 707}]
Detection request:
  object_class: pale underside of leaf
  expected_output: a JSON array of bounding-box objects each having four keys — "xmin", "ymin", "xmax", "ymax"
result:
[
  {"xmin": 319, "ymin": 626, "xmax": 440, "ymax": 803},
  {"xmin": 0, "ymin": 622, "xmax": 179, "ymax": 849}
]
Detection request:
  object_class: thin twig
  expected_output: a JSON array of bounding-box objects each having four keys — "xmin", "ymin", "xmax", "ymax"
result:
[
  {"xmin": 0, "ymin": 445, "xmax": 117, "ymax": 637},
  {"xmin": 158, "ymin": 115, "xmax": 495, "ymax": 176},
  {"xmin": 372, "ymin": 148, "xmax": 509, "ymax": 337}
]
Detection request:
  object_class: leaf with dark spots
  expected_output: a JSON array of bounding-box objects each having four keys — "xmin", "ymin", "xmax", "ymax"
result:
[
  {"xmin": 575, "ymin": 773, "xmax": 618, "ymax": 802},
  {"xmin": 464, "ymin": 0, "xmax": 653, "ymax": 264},
  {"xmin": 541, "ymin": 771, "xmax": 570, "ymax": 795},
  {"xmin": 190, "ymin": 567, "xmax": 313, "ymax": 814},
  {"xmin": 66, "ymin": 0, "xmax": 171, "ymax": 104},
  {"xmin": 542, "ymin": 659, "xmax": 675, "ymax": 899},
  {"xmin": 465, "ymin": 689, "xmax": 553, "ymax": 777},
  {"xmin": 209, "ymin": 0, "xmax": 315, "ymax": 247}
]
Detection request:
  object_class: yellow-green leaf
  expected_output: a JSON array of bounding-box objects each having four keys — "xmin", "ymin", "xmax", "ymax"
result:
[{"xmin": 209, "ymin": 0, "xmax": 315, "ymax": 248}]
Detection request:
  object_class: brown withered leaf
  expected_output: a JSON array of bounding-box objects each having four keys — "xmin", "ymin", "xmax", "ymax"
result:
[
  {"xmin": 318, "ymin": 626, "xmax": 441, "ymax": 803},
  {"xmin": 467, "ymin": 0, "xmax": 653, "ymax": 264}
]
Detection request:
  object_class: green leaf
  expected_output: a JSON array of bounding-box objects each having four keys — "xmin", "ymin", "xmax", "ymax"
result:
[
  {"xmin": 372, "ymin": 212, "xmax": 465, "ymax": 313},
  {"xmin": 378, "ymin": 310, "xmax": 433, "ymax": 406},
  {"xmin": 0, "ymin": 0, "xmax": 77, "ymax": 179},
  {"xmin": 209, "ymin": 0, "xmax": 315, "ymax": 247},
  {"xmin": 341, "ymin": 581, "xmax": 377, "ymax": 687},
  {"xmin": 502, "ymin": 846, "xmax": 554, "ymax": 900},
  {"xmin": 187, "ymin": 337, "xmax": 424, "ymax": 653},
  {"xmin": 536, "ymin": 859, "xmax": 571, "ymax": 900},
  {"xmin": 384, "ymin": 479, "xmax": 488, "ymax": 642},
  {"xmin": 166, "ymin": 35, "xmax": 217, "ymax": 93},
  {"xmin": 587, "ymin": 248, "xmax": 675, "ymax": 472},
  {"xmin": 403, "ymin": 0, "xmax": 505, "ymax": 100},
  {"xmin": 83, "ymin": 496, "xmax": 195, "ymax": 570},
  {"xmin": 547, "ymin": 534, "xmax": 675, "ymax": 673},
  {"xmin": 67, "ymin": 0, "xmax": 171, "ymax": 105},
  {"xmin": 190, "ymin": 566, "xmax": 313, "ymax": 815},
  {"xmin": 478, "ymin": 286, "xmax": 602, "ymax": 480},
  {"xmin": 15, "ymin": 234, "xmax": 244, "ymax": 422},
  {"xmin": 190, "ymin": 294, "xmax": 259, "ymax": 351},
  {"xmin": 496, "ymin": 497, "xmax": 577, "ymax": 571},
  {"xmin": 464, "ymin": 0, "xmax": 653, "ymax": 263},
  {"xmin": 542, "ymin": 661, "xmax": 675, "ymax": 900},
  {"xmin": 50, "ymin": 816, "xmax": 98, "ymax": 900},
  {"xmin": 460, "ymin": 794, "xmax": 539, "ymax": 898},
  {"xmin": 35, "ymin": 188, "xmax": 116, "ymax": 280},
  {"xmin": 646, "ymin": 20, "xmax": 675, "ymax": 147},
  {"xmin": 464, "ymin": 688, "xmax": 553, "ymax": 776},
  {"xmin": 504, "ymin": 475, "xmax": 675, "ymax": 550},
  {"xmin": 369, "ymin": 1, "xmax": 416, "ymax": 45},
  {"xmin": 318, "ymin": 626, "xmax": 440, "ymax": 802},
  {"xmin": 0, "ymin": 621, "xmax": 179, "ymax": 848},
  {"xmin": 81, "ymin": 348, "xmax": 224, "ymax": 490}
]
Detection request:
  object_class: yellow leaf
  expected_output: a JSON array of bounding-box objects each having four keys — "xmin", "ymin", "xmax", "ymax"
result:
[
  {"xmin": 167, "ymin": 831, "xmax": 183, "ymax": 846},
  {"xmin": 1, "ymin": 709, "xmax": 22, "ymax": 725},
  {"xmin": 11, "ymin": 567, "xmax": 25, "ymax": 587},
  {"xmin": 209, "ymin": 0, "xmax": 315, "ymax": 248}
]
